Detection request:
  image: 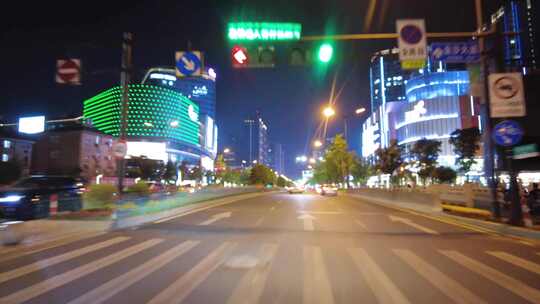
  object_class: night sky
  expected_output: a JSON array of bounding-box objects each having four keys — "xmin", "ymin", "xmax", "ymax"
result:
[{"xmin": 0, "ymin": 0, "xmax": 502, "ymax": 177}]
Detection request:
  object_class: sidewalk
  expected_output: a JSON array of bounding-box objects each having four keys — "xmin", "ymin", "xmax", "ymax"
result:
[
  {"xmin": 0, "ymin": 191, "xmax": 272, "ymax": 255},
  {"xmin": 346, "ymin": 193, "xmax": 540, "ymax": 244}
]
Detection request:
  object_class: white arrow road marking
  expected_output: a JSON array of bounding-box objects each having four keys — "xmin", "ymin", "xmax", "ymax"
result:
[
  {"xmin": 389, "ymin": 215, "xmax": 439, "ymax": 235},
  {"xmin": 181, "ymin": 56, "xmax": 195, "ymax": 71},
  {"xmin": 298, "ymin": 214, "xmax": 316, "ymax": 231},
  {"xmin": 355, "ymin": 219, "xmax": 367, "ymax": 230},
  {"xmin": 199, "ymin": 212, "xmax": 232, "ymax": 226}
]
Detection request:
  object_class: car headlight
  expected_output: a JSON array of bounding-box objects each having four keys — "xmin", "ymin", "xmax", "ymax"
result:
[{"xmin": 0, "ymin": 195, "xmax": 26, "ymax": 203}]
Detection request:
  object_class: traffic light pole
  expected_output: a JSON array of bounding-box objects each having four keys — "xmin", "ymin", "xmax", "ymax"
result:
[
  {"xmin": 118, "ymin": 32, "xmax": 133, "ymax": 193},
  {"xmin": 301, "ymin": 3, "xmax": 514, "ymax": 222}
]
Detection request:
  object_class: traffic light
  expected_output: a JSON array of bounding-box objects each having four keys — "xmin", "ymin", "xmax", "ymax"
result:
[
  {"xmin": 289, "ymin": 46, "xmax": 312, "ymax": 66},
  {"xmin": 257, "ymin": 46, "xmax": 275, "ymax": 68},
  {"xmin": 317, "ymin": 43, "xmax": 334, "ymax": 63},
  {"xmin": 231, "ymin": 45, "xmax": 249, "ymax": 67}
]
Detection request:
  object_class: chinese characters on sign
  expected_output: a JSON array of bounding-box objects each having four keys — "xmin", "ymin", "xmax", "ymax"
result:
[{"xmin": 430, "ymin": 42, "xmax": 480, "ymax": 63}]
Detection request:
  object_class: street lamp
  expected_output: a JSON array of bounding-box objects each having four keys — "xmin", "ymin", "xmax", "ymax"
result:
[
  {"xmin": 322, "ymin": 106, "xmax": 335, "ymax": 118},
  {"xmin": 309, "ymin": 158, "xmax": 316, "ymax": 164},
  {"xmin": 223, "ymin": 148, "xmax": 231, "ymax": 154},
  {"xmin": 355, "ymin": 107, "xmax": 366, "ymax": 115},
  {"xmin": 313, "ymin": 140, "xmax": 323, "ymax": 148}
]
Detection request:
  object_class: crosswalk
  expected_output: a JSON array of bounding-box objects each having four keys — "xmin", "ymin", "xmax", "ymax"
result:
[{"xmin": 2, "ymin": 236, "xmax": 540, "ymax": 303}]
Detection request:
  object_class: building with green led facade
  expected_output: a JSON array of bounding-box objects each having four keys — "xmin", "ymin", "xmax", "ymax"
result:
[{"xmin": 83, "ymin": 84, "xmax": 202, "ymax": 163}]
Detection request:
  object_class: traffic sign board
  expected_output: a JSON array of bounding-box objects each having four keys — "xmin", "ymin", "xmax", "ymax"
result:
[
  {"xmin": 513, "ymin": 144, "xmax": 540, "ymax": 160},
  {"xmin": 493, "ymin": 120, "xmax": 524, "ymax": 147},
  {"xmin": 56, "ymin": 59, "xmax": 81, "ymax": 85},
  {"xmin": 396, "ymin": 19, "xmax": 427, "ymax": 70},
  {"xmin": 175, "ymin": 51, "xmax": 202, "ymax": 77},
  {"xmin": 430, "ymin": 42, "xmax": 480, "ymax": 63},
  {"xmin": 113, "ymin": 141, "xmax": 128, "ymax": 158},
  {"xmin": 231, "ymin": 46, "xmax": 249, "ymax": 67},
  {"xmin": 489, "ymin": 73, "xmax": 526, "ymax": 117}
]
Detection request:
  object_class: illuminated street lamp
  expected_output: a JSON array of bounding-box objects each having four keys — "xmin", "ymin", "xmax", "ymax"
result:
[
  {"xmin": 313, "ymin": 140, "xmax": 323, "ymax": 148},
  {"xmin": 355, "ymin": 107, "xmax": 366, "ymax": 115},
  {"xmin": 223, "ymin": 148, "xmax": 231, "ymax": 154},
  {"xmin": 322, "ymin": 106, "xmax": 335, "ymax": 118},
  {"xmin": 309, "ymin": 158, "xmax": 316, "ymax": 164}
]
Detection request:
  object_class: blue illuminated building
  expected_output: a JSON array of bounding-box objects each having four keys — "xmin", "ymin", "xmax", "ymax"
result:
[{"xmin": 491, "ymin": 0, "xmax": 538, "ymax": 71}]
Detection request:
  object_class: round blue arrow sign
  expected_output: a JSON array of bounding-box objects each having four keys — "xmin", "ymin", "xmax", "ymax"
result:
[
  {"xmin": 176, "ymin": 52, "xmax": 201, "ymax": 76},
  {"xmin": 493, "ymin": 120, "xmax": 524, "ymax": 147}
]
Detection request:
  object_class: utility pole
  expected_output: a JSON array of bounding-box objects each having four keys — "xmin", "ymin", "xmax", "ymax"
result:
[{"xmin": 117, "ymin": 32, "xmax": 133, "ymax": 193}]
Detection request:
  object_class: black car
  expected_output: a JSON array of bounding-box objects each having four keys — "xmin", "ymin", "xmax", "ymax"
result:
[{"xmin": 0, "ymin": 176, "xmax": 86, "ymax": 220}]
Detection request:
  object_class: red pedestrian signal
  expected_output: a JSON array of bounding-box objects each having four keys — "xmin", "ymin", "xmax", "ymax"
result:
[{"xmin": 232, "ymin": 46, "xmax": 249, "ymax": 67}]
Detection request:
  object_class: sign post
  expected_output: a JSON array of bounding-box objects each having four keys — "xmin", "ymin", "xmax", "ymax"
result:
[
  {"xmin": 493, "ymin": 120, "xmax": 525, "ymax": 225},
  {"xmin": 396, "ymin": 19, "xmax": 427, "ymax": 70}
]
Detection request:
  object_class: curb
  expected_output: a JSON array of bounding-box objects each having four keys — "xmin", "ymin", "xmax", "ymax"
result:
[
  {"xmin": 441, "ymin": 204, "xmax": 492, "ymax": 218},
  {"xmin": 345, "ymin": 193, "xmax": 540, "ymax": 244}
]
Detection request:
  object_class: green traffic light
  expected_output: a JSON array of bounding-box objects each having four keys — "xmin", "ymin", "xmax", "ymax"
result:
[{"xmin": 318, "ymin": 43, "xmax": 333, "ymax": 63}]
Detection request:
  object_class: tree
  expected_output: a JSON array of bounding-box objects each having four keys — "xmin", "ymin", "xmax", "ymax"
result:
[
  {"xmin": 350, "ymin": 157, "xmax": 373, "ymax": 186},
  {"xmin": 325, "ymin": 134, "xmax": 355, "ymax": 187},
  {"xmin": 188, "ymin": 166, "xmax": 203, "ymax": 182},
  {"xmin": 249, "ymin": 164, "xmax": 275, "ymax": 185},
  {"xmin": 130, "ymin": 157, "xmax": 164, "ymax": 181},
  {"xmin": 375, "ymin": 140, "xmax": 403, "ymax": 186},
  {"xmin": 163, "ymin": 160, "xmax": 177, "ymax": 184},
  {"xmin": 276, "ymin": 176, "xmax": 287, "ymax": 187},
  {"xmin": 0, "ymin": 159, "xmax": 22, "ymax": 185},
  {"xmin": 433, "ymin": 166, "xmax": 457, "ymax": 184},
  {"xmin": 449, "ymin": 128, "xmax": 481, "ymax": 182},
  {"xmin": 178, "ymin": 161, "xmax": 189, "ymax": 181},
  {"xmin": 410, "ymin": 138, "xmax": 442, "ymax": 185}
]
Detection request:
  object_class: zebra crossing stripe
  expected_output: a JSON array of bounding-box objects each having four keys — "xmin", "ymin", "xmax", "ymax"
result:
[
  {"xmin": 226, "ymin": 243, "xmax": 278, "ymax": 304},
  {"xmin": 441, "ymin": 250, "xmax": 540, "ymax": 303},
  {"xmin": 393, "ymin": 249, "xmax": 486, "ymax": 304},
  {"xmin": 487, "ymin": 251, "xmax": 540, "ymax": 275},
  {"xmin": 303, "ymin": 246, "xmax": 335, "ymax": 304},
  {"xmin": 68, "ymin": 240, "xmax": 200, "ymax": 304},
  {"xmin": 0, "ymin": 236, "xmax": 130, "ymax": 284},
  {"xmin": 348, "ymin": 248, "xmax": 411, "ymax": 304},
  {"xmin": 147, "ymin": 242, "xmax": 236, "ymax": 304},
  {"xmin": 0, "ymin": 238, "xmax": 163, "ymax": 304}
]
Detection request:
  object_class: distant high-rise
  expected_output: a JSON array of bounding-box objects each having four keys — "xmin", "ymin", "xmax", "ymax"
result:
[
  {"xmin": 271, "ymin": 143, "xmax": 284, "ymax": 174},
  {"xmin": 245, "ymin": 113, "xmax": 270, "ymax": 166}
]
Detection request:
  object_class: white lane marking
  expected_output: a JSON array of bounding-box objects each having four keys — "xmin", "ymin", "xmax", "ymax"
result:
[
  {"xmin": 394, "ymin": 249, "xmax": 486, "ymax": 304},
  {"xmin": 0, "ymin": 238, "xmax": 163, "ymax": 304},
  {"xmin": 199, "ymin": 211, "xmax": 232, "ymax": 226},
  {"xmin": 0, "ymin": 236, "xmax": 130, "ymax": 284},
  {"xmin": 227, "ymin": 243, "xmax": 279, "ymax": 304},
  {"xmin": 348, "ymin": 248, "xmax": 411, "ymax": 304},
  {"xmin": 297, "ymin": 214, "xmax": 315, "ymax": 231},
  {"xmin": 355, "ymin": 212, "xmax": 383, "ymax": 216},
  {"xmin": 0, "ymin": 231, "xmax": 107, "ymax": 263},
  {"xmin": 488, "ymin": 251, "xmax": 540, "ymax": 275},
  {"xmin": 389, "ymin": 215, "xmax": 439, "ymax": 235},
  {"xmin": 298, "ymin": 211, "xmax": 341, "ymax": 215},
  {"xmin": 354, "ymin": 219, "xmax": 367, "ymax": 230},
  {"xmin": 147, "ymin": 242, "xmax": 236, "ymax": 304},
  {"xmin": 153, "ymin": 193, "xmax": 261, "ymax": 224},
  {"xmin": 303, "ymin": 246, "xmax": 335, "ymax": 304},
  {"xmin": 441, "ymin": 250, "xmax": 540, "ymax": 303},
  {"xmin": 68, "ymin": 240, "xmax": 199, "ymax": 304}
]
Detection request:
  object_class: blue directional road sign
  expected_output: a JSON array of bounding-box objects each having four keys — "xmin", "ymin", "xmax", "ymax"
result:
[
  {"xmin": 430, "ymin": 42, "xmax": 480, "ymax": 63},
  {"xmin": 175, "ymin": 51, "xmax": 202, "ymax": 77},
  {"xmin": 493, "ymin": 120, "xmax": 524, "ymax": 147}
]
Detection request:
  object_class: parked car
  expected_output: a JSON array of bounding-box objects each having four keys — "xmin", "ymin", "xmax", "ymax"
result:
[
  {"xmin": 321, "ymin": 185, "xmax": 338, "ymax": 196},
  {"xmin": 0, "ymin": 176, "xmax": 86, "ymax": 220}
]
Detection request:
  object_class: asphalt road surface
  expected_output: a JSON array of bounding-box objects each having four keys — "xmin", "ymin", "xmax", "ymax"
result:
[{"xmin": 2, "ymin": 192, "xmax": 540, "ymax": 304}]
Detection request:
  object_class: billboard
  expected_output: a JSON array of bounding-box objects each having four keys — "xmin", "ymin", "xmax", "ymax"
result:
[{"xmin": 18, "ymin": 116, "xmax": 45, "ymax": 134}]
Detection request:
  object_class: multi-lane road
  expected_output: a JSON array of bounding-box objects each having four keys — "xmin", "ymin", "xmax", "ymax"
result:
[{"xmin": 2, "ymin": 192, "xmax": 540, "ymax": 303}]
